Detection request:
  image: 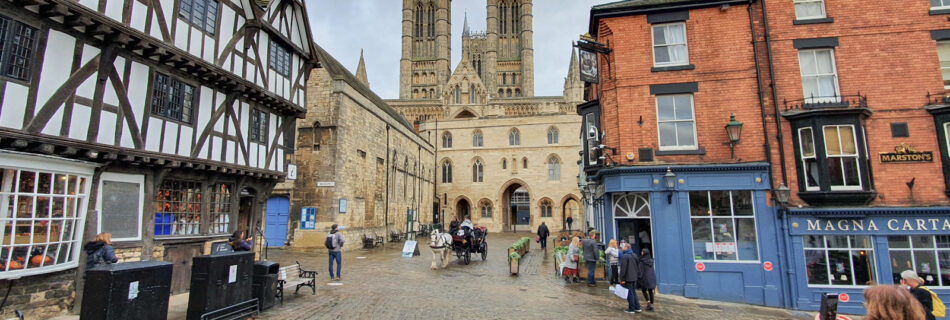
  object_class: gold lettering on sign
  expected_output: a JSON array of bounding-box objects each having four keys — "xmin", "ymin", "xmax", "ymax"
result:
[
  {"xmin": 888, "ymin": 219, "xmax": 900, "ymax": 231},
  {"xmin": 903, "ymin": 220, "xmax": 914, "ymax": 231},
  {"xmin": 918, "ymin": 219, "xmax": 928, "ymax": 231},
  {"xmin": 932, "ymin": 219, "xmax": 941, "ymax": 230},
  {"xmin": 808, "ymin": 220, "xmax": 820, "ymax": 231},
  {"xmin": 852, "ymin": 220, "xmax": 864, "ymax": 231},
  {"xmin": 944, "ymin": 220, "xmax": 950, "ymax": 231},
  {"xmin": 838, "ymin": 220, "xmax": 849, "ymax": 231},
  {"xmin": 868, "ymin": 220, "xmax": 879, "ymax": 231},
  {"xmin": 879, "ymin": 143, "xmax": 934, "ymax": 163},
  {"xmin": 826, "ymin": 221, "xmax": 836, "ymax": 231}
]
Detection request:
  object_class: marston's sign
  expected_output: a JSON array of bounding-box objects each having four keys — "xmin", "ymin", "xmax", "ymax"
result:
[{"xmin": 880, "ymin": 143, "xmax": 933, "ymax": 163}]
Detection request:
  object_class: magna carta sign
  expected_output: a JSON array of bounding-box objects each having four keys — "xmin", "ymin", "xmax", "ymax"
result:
[
  {"xmin": 789, "ymin": 216, "xmax": 950, "ymax": 235},
  {"xmin": 880, "ymin": 143, "xmax": 933, "ymax": 163}
]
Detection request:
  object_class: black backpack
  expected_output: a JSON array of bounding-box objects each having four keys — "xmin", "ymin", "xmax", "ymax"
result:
[{"xmin": 325, "ymin": 235, "xmax": 334, "ymax": 249}]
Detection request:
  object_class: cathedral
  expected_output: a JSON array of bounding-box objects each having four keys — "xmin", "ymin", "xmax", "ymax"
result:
[{"xmin": 387, "ymin": 0, "xmax": 584, "ymax": 232}]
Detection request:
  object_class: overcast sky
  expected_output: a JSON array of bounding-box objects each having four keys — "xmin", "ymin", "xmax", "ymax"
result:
[{"xmin": 305, "ymin": 1, "xmax": 613, "ymax": 99}]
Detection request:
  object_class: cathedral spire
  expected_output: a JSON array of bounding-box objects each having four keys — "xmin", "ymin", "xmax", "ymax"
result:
[
  {"xmin": 564, "ymin": 48, "xmax": 583, "ymax": 102},
  {"xmin": 356, "ymin": 49, "xmax": 369, "ymax": 88},
  {"xmin": 463, "ymin": 11, "xmax": 470, "ymax": 37},
  {"xmin": 566, "ymin": 48, "xmax": 579, "ymax": 81}
]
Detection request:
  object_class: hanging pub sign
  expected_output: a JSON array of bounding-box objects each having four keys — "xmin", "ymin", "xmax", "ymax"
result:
[
  {"xmin": 880, "ymin": 143, "xmax": 933, "ymax": 163},
  {"xmin": 578, "ymin": 48, "xmax": 599, "ymax": 83}
]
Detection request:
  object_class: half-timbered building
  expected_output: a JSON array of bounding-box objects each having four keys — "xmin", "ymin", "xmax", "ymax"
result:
[{"xmin": 0, "ymin": 0, "xmax": 317, "ymax": 317}]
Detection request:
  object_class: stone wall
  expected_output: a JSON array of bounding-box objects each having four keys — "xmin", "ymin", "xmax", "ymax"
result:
[{"xmin": 0, "ymin": 269, "xmax": 75, "ymax": 319}]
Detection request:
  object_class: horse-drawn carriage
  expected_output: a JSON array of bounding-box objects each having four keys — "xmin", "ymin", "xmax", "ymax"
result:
[{"xmin": 450, "ymin": 226, "xmax": 487, "ymax": 265}]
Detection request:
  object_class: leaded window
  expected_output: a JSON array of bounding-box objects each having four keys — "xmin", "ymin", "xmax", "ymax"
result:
[
  {"xmin": 442, "ymin": 131, "xmax": 453, "ymax": 148},
  {"xmin": 540, "ymin": 200, "xmax": 552, "ymax": 217},
  {"xmin": 888, "ymin": 235, "xmax": 950, "ymax": 287},
  {"xmin": 269, "ymin": 39, "xmax": 291, "ymax": 77},
  {"xmin": 547, "ymin": 127, "xmax": 559, "ymax": 144},
  {"xmin": 154, "ymin": 180, "xmax": 201, "ymax": 236},
  {"xmin": 179, "ymin": 0, "xmax": 218, "ymax": 35},
  {"xmin": 480, "ymin": 200, "xmax": 492, "ymax": 218},
  {"xmin": 804, "ymin": 235, "xmax": 876, "ymax": 286},
  {"xmin": 0, "ymin": 15, "xmax": 37, "ymax": 82},
  {"xmin": 441, "ymin": 160, "xmax": 452, "ymax": 183},
  {"xmin": 208, "ymin": 183, "xmax": 232, "ymax": 234},
  {"xmin": 250, "ymin": 109, "xmax": 269, "ymax": 144},
  {"xmin": 547, "ymin": 157, "xmax": 560, "ymax": 181},
  {"xmin": 150, "ymin": 73, "xmax": 196, "ymax": 123},
  {"xmin": 472, "ymin": 131, "xmax": 483, "ymax": 147},
  {"xmin": 472, "ymin": 160, "xmax": 483, "ymax": 183},
  {"xmin": 688, "ymin": 191, "xmax": 758, "ymax": 262},
  {"xmin": 509, "ymin": 128, "xmax": 520, "ymax": 146}
]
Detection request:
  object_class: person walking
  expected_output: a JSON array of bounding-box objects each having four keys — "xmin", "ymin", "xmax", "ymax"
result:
[
  {"xmin": 84, "ymin": 232, "xmax": 118, "ymax": 270},
  {"xmin": 537, "ymin": 221, "xmax": 550, "ymax": 251},
  {"xmin": 901, "ymin": 270, "xmax": 938, "ymax": 320},
  {"xmin": 563, "ymin": 237, "xmax": 581, "ymax": 283},
  {"xmin": 605, "ymin": 239, "xmax": 620, "ymax": 289},
  {"xmin": 619, "ymin": 243, "xmax": 642, "ymax": 314},
  {"xmin": 863, "ymin": 285, "xmax": 926, "ymax": 320},
  {"xmin": 639, "ymin": 248, "xmax": 657, "ymax": 311},
  {"xmin": 582, "ymin": 230, "xmax": 599, "ymax": 287},
  {"xmin": 229, "ymin": 230, "xmax": 253, "ymax": 252},
  {"xmin": 566, "ymin": 216, "xmax": 574, "ymax": 232},
  {"xmin": 327, "ymin": 224, "xmax": 345, "ymax": 281}
]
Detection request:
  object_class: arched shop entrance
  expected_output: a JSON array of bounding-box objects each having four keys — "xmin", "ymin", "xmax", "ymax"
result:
[
  {"xmin": 612, "ymin": 193, "xmax": 653, "ymax": 255},
  {"xmin": 562, "ymin": 197, "xmax": 580, "ymax": 231},
  {"xmin": 456, "ymin": 198, "xmax": 470, "ymax": 220}
]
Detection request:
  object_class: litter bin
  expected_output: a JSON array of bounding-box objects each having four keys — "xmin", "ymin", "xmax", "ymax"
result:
[
  {"xmin": 81, "ymin": 261, "xmax": 174, "ymax": 320},
  {"xmin": 186, "ymin": 251, "xmax": 255, "ymax": 320},
  {"xmin": 253, "ymin": 261, "xmax": 279, "ymax": 311}
]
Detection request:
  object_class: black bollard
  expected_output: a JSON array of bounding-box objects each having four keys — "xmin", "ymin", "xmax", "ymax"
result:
[{"xmin": 819, "ymin": 293, "xmax": 839, "ymax": 320}]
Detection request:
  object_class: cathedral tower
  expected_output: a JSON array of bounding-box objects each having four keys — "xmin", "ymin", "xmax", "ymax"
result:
[
  {"xmin": 400, "ymin": 0, "xmax": 452, "ymax": 100},
  {"xmin": 485, "ymin": 0, "xmax": 533, "ymax": 98}
]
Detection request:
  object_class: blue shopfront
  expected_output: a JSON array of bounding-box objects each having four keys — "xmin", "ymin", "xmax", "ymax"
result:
[
  {"xmin": 785, "ymin": 207, "xmax": 950, "ymax": 316},
  {"xmin": 596, "ymin": 163, "xmax": 788, "ymax": 307}
]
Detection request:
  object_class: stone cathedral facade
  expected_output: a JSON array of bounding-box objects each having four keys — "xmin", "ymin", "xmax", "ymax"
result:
[{"xmin": 388, "ymin": 0, "xmax": 584, "ymax": 232}]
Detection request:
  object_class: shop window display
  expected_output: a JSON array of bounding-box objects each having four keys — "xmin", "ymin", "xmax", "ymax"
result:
[
  {"xmin": 688, "ymin": 191, "xmax": 758, "ymax": 261},
  {"xmin": 888, "ymin": 235, "xmax": 950, "ymax": 287},
  {"xmin": 804, "ymin": 235, "xmax": 876, "ymax": 286}
]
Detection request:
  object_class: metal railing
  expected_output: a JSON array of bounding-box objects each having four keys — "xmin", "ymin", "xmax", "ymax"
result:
[{"xmin": 783, "ymin": 93, "xmax": 868, "ymax": 112}]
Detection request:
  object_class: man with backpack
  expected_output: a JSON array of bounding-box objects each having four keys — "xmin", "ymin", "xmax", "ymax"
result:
[
  {"xmin": 326, "ymin": 224, "xmax": 345, "ymax": 281},
  {"xmin": 901, "ymin": 270, "xmax": 945, "ymax": 320}
]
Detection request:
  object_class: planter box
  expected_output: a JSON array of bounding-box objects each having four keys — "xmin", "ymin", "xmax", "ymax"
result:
[
  {"xmin": 509, "ymin": 258, "xmax": 520, "ymax": 275},
  {"xmin": 578, "ymin": 262, "xmax": 606, "ymax": 280}
]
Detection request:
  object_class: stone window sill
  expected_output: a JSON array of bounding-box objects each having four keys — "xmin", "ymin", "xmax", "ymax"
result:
[
  {"xmin": 655, "ymin": 148, "xmax": 706, "ymax": 156},
  {"xmin": 651, "ymin": 64, "xmax": 695, "ymax": 72},
  {"xmin": 931, "ymin": 8, "xmax": 950, "ymax": 15},
  {"xmin": 793, "ymin": 17, "xmax": 834, "ymax": 25}
]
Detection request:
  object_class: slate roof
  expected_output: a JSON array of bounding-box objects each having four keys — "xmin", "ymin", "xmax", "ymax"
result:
[
  {"xmin": 593, "ymin": 0, "xmax": 698, "ymax": 10},
  {"xmin": 311, "ymin": 44, "xmax": 415, "ymax": 132}
]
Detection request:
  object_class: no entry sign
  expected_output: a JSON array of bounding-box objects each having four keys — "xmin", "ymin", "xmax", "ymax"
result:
[
  {"xmin": 696, "ymin": 262, "xmax": 706, "ymax": 272},
  {"xmin": 838, "ymin": 293, "xmax": 850, "ymax": 303},
  {"xmin": 763, "ymin": 261, "xmax": 773, "ymax": 271}
]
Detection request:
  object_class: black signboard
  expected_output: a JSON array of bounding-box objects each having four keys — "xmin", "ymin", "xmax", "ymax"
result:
[{"xmin": 579, "ymin": 49, "xmax": 599, "ymax": 83}]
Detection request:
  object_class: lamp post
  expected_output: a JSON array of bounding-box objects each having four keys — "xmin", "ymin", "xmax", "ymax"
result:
[
  {"xmin": 725, "ymin": 114, "xmax": 744, "ymax": 159},
  {"xmin": 774, "ymin": 183, "xmax": 790, "ymax": 219},
  {"xmin": 664, "ymin": 167, "xmax": 676, "ymax": 204}
]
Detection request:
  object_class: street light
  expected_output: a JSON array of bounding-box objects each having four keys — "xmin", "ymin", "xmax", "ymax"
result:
[
  {"xmin": 725, "ymin": 114, "xmax": 743, "ymax": 159},
  {"xmin": 774, "ymin": 183, "xmax": 790, "ymax": 219},
  {"xmin": 664, "ymin": 167, "xmax": 676, "ymax": 204}
]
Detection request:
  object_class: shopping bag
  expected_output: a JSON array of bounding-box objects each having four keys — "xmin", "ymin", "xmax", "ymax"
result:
[{"xmin": 614, "ymin": 285, "xmax": 629, "ymax": 299}]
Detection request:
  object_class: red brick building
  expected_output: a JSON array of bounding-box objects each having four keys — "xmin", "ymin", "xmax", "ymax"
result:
[{"xmin": 582, "ymin": 0, "xmax": 950, "ymax": 314}]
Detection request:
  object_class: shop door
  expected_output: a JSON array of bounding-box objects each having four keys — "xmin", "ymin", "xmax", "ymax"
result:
[
  {"xmin": 265, "ymin": 197, "xmax": 289, "ymax": 247},
  {"xmin": 612, "ymin": 192, "xmax": 653, "ymax": 254},
  {"xmin": 164, "ymin": 243, "xmax": 203, "ymax": 293}
]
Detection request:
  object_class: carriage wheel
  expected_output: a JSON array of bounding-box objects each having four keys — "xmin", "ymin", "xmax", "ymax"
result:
[
  {"xmin": 481, "ymin": 243, "xmax": 487, "ymax": 261},
  {"xmin": 464, "ymin": 249, "xmax": 471, "ymax": 265},
  {"xmin": 456, "ymin": 248, "xmax": 462, "ymax": 259}
]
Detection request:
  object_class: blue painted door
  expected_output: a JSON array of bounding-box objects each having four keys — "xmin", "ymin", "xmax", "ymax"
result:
[{"xmin": 265, "ymin": 197, "xmax": 289, "ymax": 247}]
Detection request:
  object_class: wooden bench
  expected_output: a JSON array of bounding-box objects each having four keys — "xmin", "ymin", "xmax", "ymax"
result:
[
  {"xmin": 276, "ymin": 261, "xmax": 317, "ymax": 305},
  {"xmin": 362, "ymin": 233, "xmax": 377, "ymax": 248},
  {"xmin": 390, "ymin": 229, "xmax": 404, "ymax": 242}
]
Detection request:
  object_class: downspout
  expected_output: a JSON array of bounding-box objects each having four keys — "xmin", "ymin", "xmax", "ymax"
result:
[
  {"xmin": 748, "ymin": 1, "xmax": 789, "ymax": 309},
  {"xmin": 759, "ymin": 0, "xmax": 797, "ymax": 309},
  {"xmin": 433, "ymin": 120, "xmax": 439, "ymax": 227},
  {"xmin": 385, "ymin": 124, "xmax": 391, "ymax": 236}
]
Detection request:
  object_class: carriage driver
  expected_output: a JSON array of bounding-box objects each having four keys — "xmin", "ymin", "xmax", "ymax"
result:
[{"xmin": 461, "ymin": 215, "xmax": 473, "ymax": 230}]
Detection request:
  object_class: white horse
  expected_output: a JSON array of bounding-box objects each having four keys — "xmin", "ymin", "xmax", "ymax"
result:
[{"xmin": 429, "ymin": 229, "xmax": 452, "ymax": 269}]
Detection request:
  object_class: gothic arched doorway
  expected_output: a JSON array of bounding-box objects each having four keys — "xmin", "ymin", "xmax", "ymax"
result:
[
  {"xmin": 501, "ymin": 184, "xmax": 530, "ymax": 231},
  {"xmin": 562, "ymin": 198, "xmax": 580, "ymax": 232},
  {"xmin": 456, "ymin": 198, "xmax": 470, "ymax": 220}
]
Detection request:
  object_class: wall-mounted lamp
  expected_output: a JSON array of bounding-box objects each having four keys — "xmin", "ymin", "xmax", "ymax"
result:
[
  {"xmin": 774, "ymin": 183, "xmax": 790, "ymax": 219},
  {"xmin": 664, "ymin": 167, "xmax": 676, "ymax": 204},
  {"xmin": 724, "ymin": 114, "xmax": 744, "ymax": 159}
]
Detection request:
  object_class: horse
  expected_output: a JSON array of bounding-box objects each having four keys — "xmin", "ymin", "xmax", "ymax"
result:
[{"xmin": 429, "ymin": 229, "xmax": 452, "ymax": 269}]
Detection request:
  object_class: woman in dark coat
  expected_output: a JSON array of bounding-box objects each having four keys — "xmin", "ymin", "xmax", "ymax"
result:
[
  {"xmin": 229, "ymin": 230, "xmax": 253, "ymax": 251},
  {"xmin": 639, "ymin": 248, "xmax": 657, "ymax": 311},
  {"xmin": 84, "ymin": 232, "xmax": 118, "ymax": 270}
]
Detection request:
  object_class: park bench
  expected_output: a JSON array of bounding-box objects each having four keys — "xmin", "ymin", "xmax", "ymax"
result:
[
  {"xmin": 276, "ymin": 261, "xmax": 317, "ymax": 305},
  {"xmin": 363, "ymin": 232, "xmax": 383, "ymax": 248},
  {"xmin": 390, "ymin": 229, "xmax": 404, "ymax": 242}
]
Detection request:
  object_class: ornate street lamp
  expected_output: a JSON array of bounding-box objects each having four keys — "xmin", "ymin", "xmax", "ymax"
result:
[
  {"xmin": 774, "ymin": 183, "xmax": 790, "ymax": 219},
  {"xmin": 664, "ymin": 167, "xmax": 676, "ymax": 204},
  {"xmin": 725, "ymin": 114, "xmax": 743, "ymax": 159}
]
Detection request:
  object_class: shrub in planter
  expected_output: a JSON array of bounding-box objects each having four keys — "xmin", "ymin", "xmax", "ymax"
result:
[{"xmin": 509, "ymin": 252, "xmax": 521, "ymax": 275}]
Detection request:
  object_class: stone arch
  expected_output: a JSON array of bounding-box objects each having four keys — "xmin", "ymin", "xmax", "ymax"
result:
[
  {"xmin": 498, "ymin": 178, "xmax": 533, "ymax": 231},
  {"xmin": 477, "ymin": 198, "xmax": 493, "ymax": 219},
  {"xmin": 538, "ymin": 197, "xmax": 554, "ymax": 218},
  {"xmin": 449, "ymin": 107, "xmax": 478, "ymax": 119},
  {"xmin": 454, "ymin": 195, "xmax": 473, "ymax": 220},
  {"xmin": 560, "ymin": 194, "xmax": 582, "ymax": 230}
]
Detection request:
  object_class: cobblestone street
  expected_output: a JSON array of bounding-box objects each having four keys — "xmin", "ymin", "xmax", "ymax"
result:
[{"xmin": 259, "ymin": 232, "xmax": 821, "ymax": 320}]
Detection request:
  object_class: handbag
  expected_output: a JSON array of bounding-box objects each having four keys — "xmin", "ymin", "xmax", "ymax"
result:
[
  {"xmin": 572, "ymin": 254, "xmax": 579, "ymax": 262},
  {"xmin": 535, "ymin": 237, "xmax": 540, "ymax": 243}
]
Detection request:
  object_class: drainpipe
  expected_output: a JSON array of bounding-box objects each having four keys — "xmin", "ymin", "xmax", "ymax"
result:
[
  {"xmin": 433, "ymin": 120, "xmax": 439, "ymax": 227},
  {"xmin": 759, "ymin": 0, "xmax": 797, "ymax": 309},
  {"xmin": 748, "ymin": 1, "xmax": 789, "ymax": 309},
  {"xmin": 385, "ymin": 124, "xmax": 391, "ymax": 237}
]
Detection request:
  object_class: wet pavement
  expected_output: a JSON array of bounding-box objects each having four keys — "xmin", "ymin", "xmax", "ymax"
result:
[{"xmin": 258, "ymin": 232, "xmax": 829, "ymax": 320}]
